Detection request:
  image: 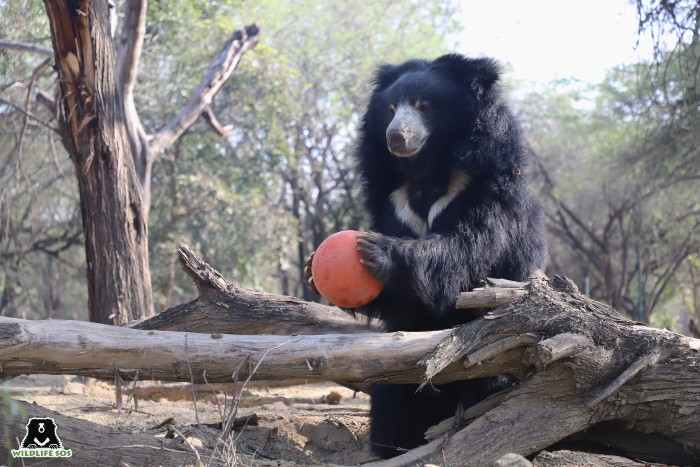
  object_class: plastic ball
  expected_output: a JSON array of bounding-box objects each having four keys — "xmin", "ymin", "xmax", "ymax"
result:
[{"xmin": 311, "ymin": 230, "xmax": 384, "ymax": 308}]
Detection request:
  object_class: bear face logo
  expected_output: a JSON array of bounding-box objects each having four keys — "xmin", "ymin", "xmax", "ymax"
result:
[{"xmin": 20, "ymin": 417, "xmax": 63, "ymax": 449}]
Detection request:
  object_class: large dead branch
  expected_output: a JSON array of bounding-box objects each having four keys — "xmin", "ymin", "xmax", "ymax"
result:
[
  {"xmin": 148, "ymin": 24, "xmax": 259, "ymax": 155},
  {"xmin": 404, "ymin": 276, "xmax": 700, "ymax": 466},
  {"xmin": 131, "ymin": 244, "xmax": 380, "ymax": 335},
  {"xmin": 0, "ymin": 317, "xmax": 457, "ymax": 384},
  {"xmin": 132, "ymin": 245, "xmax": 535, "ymax": 335},
  {"xmin": 132, "ymin": 244, "xmax": 524, "ymax": 335}
]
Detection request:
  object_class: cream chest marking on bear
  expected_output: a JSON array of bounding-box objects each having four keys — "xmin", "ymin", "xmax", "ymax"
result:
[{"xmin": 390, "ymin": 170, "xmax": 470, "ymax": 237}]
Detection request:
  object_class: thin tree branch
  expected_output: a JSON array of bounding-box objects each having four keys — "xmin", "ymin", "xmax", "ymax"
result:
[
  {"xmin": 201, "ymin": 106, "xmax": 234, "ymax": 137},
  {"xmin": 0, "ymin": 97, "xmax": 59, "ymax": 132},
  {"xmin": 115, "ymin": 0, "xmax": 149, "ymax": 193},
  {"xmin": 36, "ymin": 88, "xmax": 57, "ymax": 116},
  {"xmin": 148, "ymin": 24, "xmax": 260, "ymax": 158},
  {"xmin": 0, "ymin": 40, "xmax": 53, "ymax": 56},
  {"xmin": 587, "ymin": 350, "xmax": 662, "ymax": 407}
]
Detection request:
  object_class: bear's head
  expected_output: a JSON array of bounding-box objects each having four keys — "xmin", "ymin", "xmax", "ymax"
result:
[
  {"xmin": 20, "ymin": 417, "xmax": 63, "ymax": 449},
  {"xmin": 364, "ymin": 54, "xmax": 507, "ymax": 174}
]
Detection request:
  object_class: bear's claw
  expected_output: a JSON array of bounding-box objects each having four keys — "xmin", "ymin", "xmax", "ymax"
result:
[
  {"xmin": 357, "ymin": 232, "xmax": 395, "ymax": 283},
  {"xmin": 304, "ymin": 251, "xmax": 319, "ymax": 295}
]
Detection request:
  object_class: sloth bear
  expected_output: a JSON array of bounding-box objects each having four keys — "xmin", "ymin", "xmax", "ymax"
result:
[
  {"xmin": 350, "ymin": 54, "xmax": 548, "ymax": 458},
  {"xmin": 20, "ymin": 417, "xmax": 64, "ymax": 449}
]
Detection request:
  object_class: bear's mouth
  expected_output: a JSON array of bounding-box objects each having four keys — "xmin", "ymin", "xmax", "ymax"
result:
[{"xmin": 387, "ymin": 137, "xmax": 427, "ymax": 158}]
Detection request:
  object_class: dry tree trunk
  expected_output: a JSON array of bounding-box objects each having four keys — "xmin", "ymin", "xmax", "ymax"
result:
[
  {"xmin": 41, "ymin": 1, "xmax": 259, "ymax": 325},
  {"xmin": 44, "ymin": 0, "xmax": 153, "ymax": 325},
  {"xmin": 1, "ymin": 247, "xmax": 699, "ymax": 465}
]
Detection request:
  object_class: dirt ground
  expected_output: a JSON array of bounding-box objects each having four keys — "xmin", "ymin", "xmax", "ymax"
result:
[
  {"xmin": 5, "ymin": 374, "xmax": 374, "ymax": 465},
  {"xmin": 4, "ymin": 376, "xmax": 663, "ymax": 466}
]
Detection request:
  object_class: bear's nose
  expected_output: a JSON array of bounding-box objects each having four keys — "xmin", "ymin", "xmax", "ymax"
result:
[{"xmin": 387, "ymin": 130, "xmax": 407, "ymax": 152}]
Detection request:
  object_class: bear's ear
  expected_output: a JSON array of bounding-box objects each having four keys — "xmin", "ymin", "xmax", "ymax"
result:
[
  {"xmin": 373, "ymin": 59, "xmax": 427, "ymax": 91},
  {"xmin": 373, "ymin": 64, "xmax": 402, "ymax": 90},
  {"xmin": 433, "ymin": 54, "xmax": 501, "ymax": 91}
]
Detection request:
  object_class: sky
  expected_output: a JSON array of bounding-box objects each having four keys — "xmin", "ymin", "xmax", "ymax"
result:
[{"xmin": 456, "ymin": 0, "xmax": 653, "ymax": 84}]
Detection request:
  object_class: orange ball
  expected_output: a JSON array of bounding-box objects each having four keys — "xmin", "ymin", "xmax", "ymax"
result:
[{"xmin": 311, "ymin": 230, "xmax": 384, "ymax": 308}]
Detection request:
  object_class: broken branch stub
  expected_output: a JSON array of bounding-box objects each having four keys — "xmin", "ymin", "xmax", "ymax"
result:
[{"xmin": 131, "ymin": 244, "xmax": 380, "ymax": 335}]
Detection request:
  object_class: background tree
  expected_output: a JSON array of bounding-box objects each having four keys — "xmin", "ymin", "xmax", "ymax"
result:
[
  {"xmin": 1, "ymin": 2, "xmax": 88, "ymax": 320},
  {"xmin": 40, "ymin": 0, "xmax": 158, "ymax": 325},
  {"xmin": 633, "ymin": 0, "xmax": 700, "ymax": 332},
  {"xmin": 520, "ymin": 0, "xmax": 699, "ymax": 328},
  {"xmin": 2, "ymin": 0, "xmax": 259, "ymax": 324},
  {"xmin": 522, "ymin": 74, "xmax": 698, "ymax": 325}
]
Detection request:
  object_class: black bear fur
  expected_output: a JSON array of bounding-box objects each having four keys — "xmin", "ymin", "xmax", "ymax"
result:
[
  {"xmin": 20, "ymin": 417, "xmax": 63, "ymax": 449},
  {"xmin": 352, "ymin": 54, "xmax": 548, "ymax": 458}
]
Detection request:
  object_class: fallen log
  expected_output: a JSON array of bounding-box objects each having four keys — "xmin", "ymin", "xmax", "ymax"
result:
[
  {"xmin": 0, "ymin": 317, "xmax": 464, "ymax": 384},
  {"xmin": 402, "ymin": 276, "xmax": 700, "ymax": 466},
  {"xmin": 0, "ymin": 276, "xmax": 531, "ymax": 387},
  {"xmin": 131, "ymin": 244, "xmax": 381, "ymax": 335}
]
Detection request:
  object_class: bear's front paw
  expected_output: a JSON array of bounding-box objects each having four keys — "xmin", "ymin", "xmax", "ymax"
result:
[
  {"xmin": 357, "ymin": 232, "xmax": 396, "ymax": 283},
  {"xmin": 49, "ymin": 444, "xmax": 60, "ymax": 449},
  {"xmin": 303, "ymin": 251, "xmax": 320, "ymax": 295}
]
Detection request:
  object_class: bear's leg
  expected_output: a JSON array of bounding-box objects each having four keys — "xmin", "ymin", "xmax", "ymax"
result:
[
  {"xmin": 369, "ymin": 382, "xmax": 470, "ymax": 458},
  {"xmin": 369, "ymin": 378, "xmax": 515, "ymax": 458}
]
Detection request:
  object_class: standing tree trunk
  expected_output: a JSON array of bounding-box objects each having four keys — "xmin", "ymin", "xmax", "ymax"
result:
[
  {"xmin": 44, "ymin": 0, "xmax": 153, "ymax": 324},
  {"xmin": 41, "ymin": 0, "xmax": 257, "ymax": 324}
]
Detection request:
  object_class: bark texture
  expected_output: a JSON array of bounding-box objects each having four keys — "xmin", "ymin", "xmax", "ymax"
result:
[{"xmin": 44, "ymin": 0, "xmax": 153, "ymax": 325}]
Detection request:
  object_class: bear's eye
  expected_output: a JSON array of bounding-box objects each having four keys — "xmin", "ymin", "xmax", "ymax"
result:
[
  {"xmin": 388, "ymin": 104, "xmax": 396, "ymax": 116},
  {"xmin": 415, "ymin": 100, "xmax": 430, "ymax": 112}
]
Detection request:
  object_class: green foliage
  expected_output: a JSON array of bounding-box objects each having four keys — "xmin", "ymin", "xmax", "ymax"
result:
[
  {"xmin": 649, "ymin": 305, "xmax": 681, "ymax": 333},
  {"xmin": 520, "ymin": 42, "xmax": 699, "ymax": 327}
]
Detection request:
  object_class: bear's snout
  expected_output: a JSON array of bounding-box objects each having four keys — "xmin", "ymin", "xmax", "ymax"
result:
[
  {"xmin": 385, "ymin": 104, "xmax": 428, "ymax": 157},
  {"xmin": 387, "ymin": 129, "xmax": 409, "ymax": 153}
]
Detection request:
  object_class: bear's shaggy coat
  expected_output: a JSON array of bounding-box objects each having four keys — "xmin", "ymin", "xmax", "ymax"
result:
[{"xmin": 353, "ymin": 54, "xmax": 548, "ymax": 458}]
